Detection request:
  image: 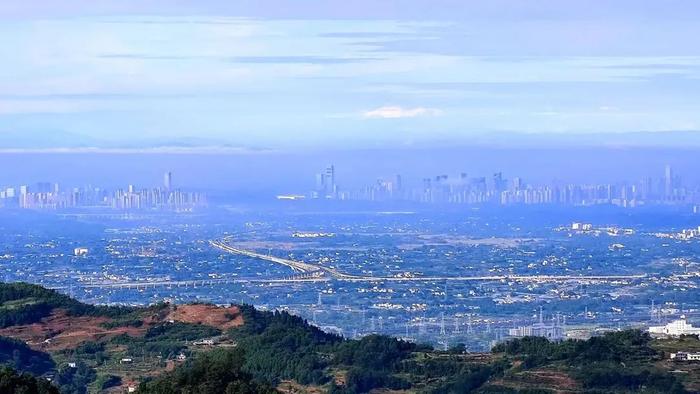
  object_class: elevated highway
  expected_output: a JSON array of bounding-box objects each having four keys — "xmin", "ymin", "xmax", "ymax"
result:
[
  {"xmin": 210, "ymin": 241, "xmax": 322, "ymax": 273},
  {"xmin": 46, "ymin": 242, "xmax": 652, "ymax": 291},
  {"xmin": 210, "ymin": 240, "xmax": 364, "ymax": 279},
  {"xmin": 48, "ymin": 272, "xmax": 648, "ymax": 291}
]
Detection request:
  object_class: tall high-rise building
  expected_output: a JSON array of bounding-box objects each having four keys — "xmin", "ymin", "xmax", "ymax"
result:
[
  {"xmin": 493, "ymin": 172, "xmax": 506, "ymax": 193},
  {"xmin": 512, "ymin": 177, "xmax": 522, "ymax": 192},
  {"xmin": 325, "ymin": 165, "xmax": 335, "ymax": 196},
  {"xmin": 394, "ymin": 174, "xmax": 402, "ymax": 192},
  {"xmin": 314, "ymin": 165, "xmax": 337, "ymax": 198},
  {"xmin": 665, "ymin": 164, "xmax": 673, "ymax": 198},
  {"xmin": 164, "ymin": 172, "xmax": 173, "ymax": 190}
]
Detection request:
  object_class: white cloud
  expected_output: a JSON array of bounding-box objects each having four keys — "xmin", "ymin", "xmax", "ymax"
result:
[{"xmin": 363, "ymin": 105, "xmax": 443, "ymax": 119}]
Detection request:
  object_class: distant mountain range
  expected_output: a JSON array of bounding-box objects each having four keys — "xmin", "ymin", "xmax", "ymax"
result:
[{"xmin": 0, "ymin": 130, "xmax": 253, "ymax": 152}]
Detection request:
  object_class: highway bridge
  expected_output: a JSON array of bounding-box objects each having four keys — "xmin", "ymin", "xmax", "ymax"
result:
[
  {"xmin": 210, "ymin": 239, "xmax": 647, "ymax": 283},
  {"xmin": 210, "ymin": 241, "xmax": 322, "ymax": 273},
  {"xmin": 47, "ymin": 272, "xmax": 649, "ymax": 291},
  {"xmin": 44, "ymin": 239, "xmax": 650, "ymax": 291},
  {"xmin": 42, "ymin": 241, "xmax": 658, "ymax": 291},
  {"xmin": 49, "ymin": 273, "xmax": 650, "ymax": 292},
  {"xmin": 47, "ymin": 276, "xmax": 328, "ymax": 291},
  {"xmin": 210, "ymin": 240, "xmax": 363, "ymax": 280}
]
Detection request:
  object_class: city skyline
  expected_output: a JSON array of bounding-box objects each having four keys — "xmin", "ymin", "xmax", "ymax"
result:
[
  {"xmin": 0, "ymin": 172, "xmax": 206, "ymax": 210},
  {"xmin": 3, "ymin": 163, "xmax": 700, "ymax": 211},
  {"xmin": 299, "ymin": 163, "xmax": 699, "ymax": 208}
]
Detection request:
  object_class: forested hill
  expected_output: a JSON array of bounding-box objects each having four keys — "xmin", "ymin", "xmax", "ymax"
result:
[
  {"xmin": 0, "ymin": 282, "xmax": 136, "ymax": 328},
  {"xmin": 141, "ymin": 304, "xmax": 698, "ymax": 394},
  {"xmin": 0, "ymin": 282, "xmax": 698, "ymax": 393}
]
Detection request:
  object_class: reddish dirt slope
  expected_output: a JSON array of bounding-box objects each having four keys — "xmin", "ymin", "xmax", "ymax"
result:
[
  {"xmin": 0, "ymin": 310, "xmax": 147, "ymax": 351},
  {"xmin": 166, "ymin": 304, "xmax": 243, "ymax": 330}
]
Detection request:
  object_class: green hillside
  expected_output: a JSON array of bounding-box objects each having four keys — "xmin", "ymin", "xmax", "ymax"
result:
[
  {"xmin": 140, "ymin": 305, "xmax": 697, "ymax": 393},
  {"xmin": 0, "ymin": 282, "xmax": 698, "ymax": 393},
  {"xmin": 0, "ymin": 282, "xmax": 136, "ymax": 328}
]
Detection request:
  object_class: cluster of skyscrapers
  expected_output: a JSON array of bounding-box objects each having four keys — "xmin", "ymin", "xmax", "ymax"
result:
[
  {"xmin": 311, "ymin": 164, "xmax": 700, "ymax": 209},
  {"xmin": 0, "ymin": 172, "xmax": 206, "ymax": 211},
  {"xmin": 312, "ymin": 165, "xmax": 338, "ymax": 199}
]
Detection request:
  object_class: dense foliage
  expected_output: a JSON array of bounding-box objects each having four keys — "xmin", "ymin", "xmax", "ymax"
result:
[
  {"xmin": 493, "ymin": 330, "xmax": 686, "ymax": 393},
  {"xmin": 493, "ymin": 329, "xmax": 658, "ymax": 365},
  {"xmin": 139, "ymin": 349, "xmax": 276, "ymax": 394},
  {"xmin": 334, "ymin": 334, "xmax": 418, "ymax": 371},
  {"xmin": 0, "ymin": 366, "xmax": 58, "ymax": 394},
  {"xmin": 0, "ymin": 282, "xmax": 136, "ymax": 327},
  {"xmin": 154, "ymin": 305, "xmax": 503, "ymax": 393},
  {"xmin": 53, "ymin": 362, "xmax": 96, "ymax": 394},
  {"xmin": 0, "ymin": 335, "xmax": 55, "ymax": 375},
  {"xmin": 230, "ymin": 305, "xmax": 343, "ymax": 385}
]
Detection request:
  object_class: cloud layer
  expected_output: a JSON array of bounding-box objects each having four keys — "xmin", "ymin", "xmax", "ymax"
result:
[
  {"xmin": 1, "ymin": 2, "xmax": 700, "ymax": 148},
  {"xmin": 363, "ymin": 106, "xmax": 443, "ymax": 119}
]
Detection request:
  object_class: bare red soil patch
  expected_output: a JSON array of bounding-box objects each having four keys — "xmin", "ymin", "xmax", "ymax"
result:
[
  {"xmin": 0, "ymin": 310, "xmax": 147, "ymax": 351},
  {"xmin": 490, "ymin": 368, "xmax": 580, "ymax": 393},
  {"xmin": 166, "ymin": 304, "xmax": 243, "ymax": 330}
]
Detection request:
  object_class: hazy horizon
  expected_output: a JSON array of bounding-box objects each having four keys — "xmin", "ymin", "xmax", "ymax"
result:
[{"xmin": 2, "ymin": 0, "xmax": 700, "ymax": 151}]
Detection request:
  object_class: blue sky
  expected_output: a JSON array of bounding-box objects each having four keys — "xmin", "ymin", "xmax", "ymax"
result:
[{"xmin": 1, "ymin": 0, "xmax": 700, "ymax": 150}]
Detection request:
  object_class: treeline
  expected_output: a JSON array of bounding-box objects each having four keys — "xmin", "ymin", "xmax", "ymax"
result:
[
  {"xmin": 138, "ymin": 349, "xmax": 276, "ymax": 394},
  {"xmin": 493, "ymin": 330, "xmax": 686, "ymax": 393},
  {"xmin": 230, "ymin": 305, "xmax": 343, "ymax": 385},
  {"xmin": 144, "ymin": 305, "xmax": 504, "ymax": 393},
  {"xmin": 0, "ymin": 282, "xmax": 137, "ymax": 328},
  {"xmin": 493, "ymin": 329, "xmax": 658, "ymax": 365}
]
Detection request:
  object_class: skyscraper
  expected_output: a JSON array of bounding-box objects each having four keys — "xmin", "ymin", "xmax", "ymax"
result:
[
  {"xmin": 325, "ymin": 165, "xmax": 336, "ymax": 196},
  {"xmin": 665, "ymin": 164, "xmax": 673, "ymax": 199},
  {"xmin": 314, "ymin": 165, "xmax": 337, "ymax": 198},
  {"xmin": 164, "ymin": 172, "xmax": 173, "ymax": 190}
]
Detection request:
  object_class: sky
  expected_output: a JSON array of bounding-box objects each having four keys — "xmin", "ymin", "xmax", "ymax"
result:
[{"xmin": 1, "ymin": 0, "xmax": 700, "ymax": 150}]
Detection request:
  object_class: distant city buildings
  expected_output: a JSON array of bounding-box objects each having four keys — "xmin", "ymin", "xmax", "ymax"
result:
[
  {"xmin": 0, "ymin": 172, "xmax": 206, "ymax": 211},
  {"xmin": 306, "ymin": 164, "xmax": 700, "ymax": 208}
]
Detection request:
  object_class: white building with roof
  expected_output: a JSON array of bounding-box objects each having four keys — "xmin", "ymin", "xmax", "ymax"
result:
[
  {"xmin": 670, "ymin": 352, "xmax": 700, "ymax": 361},
  {"xmin": 648, "ymin": 316, "xmax": 700, "ymax": 337}
]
